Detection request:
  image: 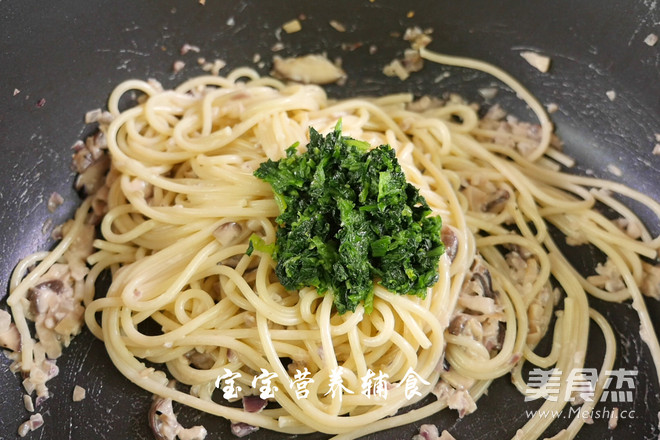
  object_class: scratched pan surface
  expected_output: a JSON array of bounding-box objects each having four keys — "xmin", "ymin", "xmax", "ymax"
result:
[{"xmin": 1, "ymin": 0, "xmax": 659, "ymax": 438}]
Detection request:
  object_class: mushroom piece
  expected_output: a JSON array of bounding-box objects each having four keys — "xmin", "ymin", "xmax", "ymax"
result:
[
  {"xmin": 447, "ymin": 389, "xmax": 477, "ymax": 418},
  {"xmin": 432, "ymin": 381, "xmax": 477, "ymax": 418},
  {"xmin": 448, "ymin": 314, "xmax": 483, "ymax": 340},
  {"xmin": 641, "ymin": 262, "xmax": 660, "ymax": 300},
  {"xmin": 0, "ymin": 309, "xmax": 20, "ymax": 352},
  {"xmin": 24, "ymin": 263, "xmax": 87, "ymax": 360},
  {"xmin": 72, "ymin": 385, "xmax": 86, "ymax": 402},
  {"xmin": 28, "ymin": 280, "xmax": 66, "ymax": 314},
  {"xmin": 213, "ymin": 222, "xmax": 244, "ymax": 247},
  {"xmin": 149, "ymin": 397, "xmax": 176, "ymax": 440},
  {"xmin": 75, "ymin": 154, "xmax": 110, "ymax": 195},
  {"xmin": 186, "ymin": 350, "xmax": 216, "ymax": 370},
  {"xmin": 469, "ymin": 260, "xmax": 496, "ymax": 299},
  {"xmin": 401, "ymin": 49, "xmax": 424, "ymax": 73},
  {"xmin": 412, "ymin": 424, "xmax": 440, "ymax": 440},
  {"xmin": 272, "ymin": 54, "xmax": 346, "ymax": 85},
  {"xmin": 149, "ymin": 395, "xmax": 207, "ymax": 440},
  {"xmin": 482, "ymin": 189, "xmax": 510, "ymax": 213},
  {"xmin": 17, "ymin": 413, "xmax": 44, "ymax": 437},
  {"xmin": 230, "ymin": 422, "xmax": 259, "ymax": 438},
  {"xmin": 441, "ymin": 226, "xmax": 459, "ymax": 262},
  {"xmin": 242, "ymin": 395, "xmax": 268, "ymax": 413}
]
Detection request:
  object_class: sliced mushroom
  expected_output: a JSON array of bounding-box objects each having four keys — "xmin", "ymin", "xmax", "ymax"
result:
[
  {"xmin": 221, "ymin": 255, "xmax": 243, "ymax": 269},
  {"xmin": 441, "ymin": 226, "xmax": 459, "ymax": 262},
  {"xmin": 448, "ymin": 314, "xmax": 482, "ymax": 340},
  {"xmin": 496, "ymin": 321, "xmax": 506, "ymax": 350},
  {"xmin": 213, "ymin": 222, "xmax": 244, "ymax": 247},
  {"xmin": 482, "ymin": 189, "xmax": 510, "ymax": 213},
  {"xmin": 469, "ymin": 260, "xmax": 496, "ymax": 299},
  {"xmin": 482, "ymin": 318, "xmax": 506, "ymax": 352}
]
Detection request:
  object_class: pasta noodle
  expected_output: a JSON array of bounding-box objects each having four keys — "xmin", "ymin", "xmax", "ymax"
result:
[{"xmin": 5, "ymin": 49, "xmax": 660, "ymax": 439}]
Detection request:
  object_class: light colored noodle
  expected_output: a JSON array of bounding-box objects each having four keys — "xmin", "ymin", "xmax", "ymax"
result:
[{"xmin": 5, "ymin": 49, "xmax": 660, "ymax": 439}]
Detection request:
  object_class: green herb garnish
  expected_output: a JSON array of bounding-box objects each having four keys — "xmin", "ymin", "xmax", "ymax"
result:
[{"xmin": 248, "ymin": 121, "xmax": 444, "ymax": 314}]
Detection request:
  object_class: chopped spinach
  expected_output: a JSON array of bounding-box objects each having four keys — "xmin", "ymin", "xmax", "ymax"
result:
[{"xmin": 248, "ymin": 121, "xmax": 444, "ymax": 314}]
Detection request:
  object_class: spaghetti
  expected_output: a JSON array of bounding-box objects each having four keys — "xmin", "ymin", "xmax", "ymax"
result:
[{"xmin": 5, "ymin": 49, "xmax": 660, "ymax": 439}]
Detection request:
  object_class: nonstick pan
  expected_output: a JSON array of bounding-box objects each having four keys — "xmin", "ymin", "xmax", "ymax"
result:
[{"xmin": 1, "ymin": 0, "xmax": 659, "ymax": 439}]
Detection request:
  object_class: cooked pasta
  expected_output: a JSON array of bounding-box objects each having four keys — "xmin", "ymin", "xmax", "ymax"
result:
[{"xmin": 5, "ymin": 49, "xmax": 660, "ymax": 439}]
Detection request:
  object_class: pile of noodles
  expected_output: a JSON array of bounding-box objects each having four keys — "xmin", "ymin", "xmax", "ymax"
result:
[{"xmin": 6, "ymin": 49, "xmax": 660, "ymax": 439}]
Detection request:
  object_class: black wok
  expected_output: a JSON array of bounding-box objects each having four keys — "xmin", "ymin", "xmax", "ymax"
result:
[{"xmin": 1, "ymin": 0, "xmax": 659, "ymax": 438}]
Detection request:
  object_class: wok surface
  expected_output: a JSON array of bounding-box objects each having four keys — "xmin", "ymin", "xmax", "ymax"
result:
[{"xmin": 1, "ymin": 0, "xmax": 659, "ymax": 438}]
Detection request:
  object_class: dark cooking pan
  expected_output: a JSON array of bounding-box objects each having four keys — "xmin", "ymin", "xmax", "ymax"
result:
[{"xmin": 1, "ymin": 0, "xmax": 659, "ymax": 438}]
